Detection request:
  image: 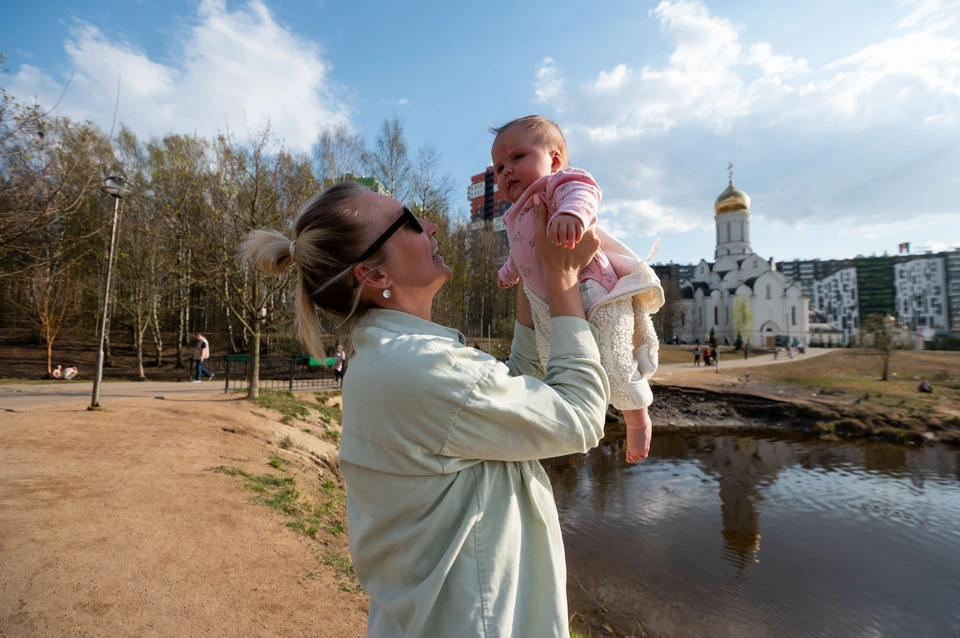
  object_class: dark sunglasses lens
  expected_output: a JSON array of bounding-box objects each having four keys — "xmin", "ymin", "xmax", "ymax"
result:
[{"xmin": 406, "ymin": 209, "xmax": 424, "ymax": 233}]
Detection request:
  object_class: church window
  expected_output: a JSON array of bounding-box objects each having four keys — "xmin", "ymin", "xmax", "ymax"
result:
[
  {"xmin": 792, "ymin": 306, "xmax": 797, "ymax": 325},
  {"xmin": 765, "ymin": 284, "xmax": 771, "ymax": 300},
  {"xmin": 726, "ymin": 223, "xmax": 731, "ymax": 242},
  {"xmin": 714, "ymin": 307, "xmax": 719, "ymax": 325},
  {"xmin": 699, "ymin": 308, "xmax": 703, "ymax": 324},
  {"xmin": 725, "ymin": 306, "xmax": 730, "ymax": 325},
  {"xmin": 739, "ymin": 221, "xmax": 744, "ymax": 241}
]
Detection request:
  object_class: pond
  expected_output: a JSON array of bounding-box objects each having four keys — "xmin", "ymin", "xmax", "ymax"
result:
[{"xmin": 544, "ymin": 429, "xmax": 960, "ymax": 638}]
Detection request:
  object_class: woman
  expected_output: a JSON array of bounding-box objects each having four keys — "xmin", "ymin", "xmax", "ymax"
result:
[
  {"xmin": 241, "ymin": 182, "xmax": 609, "ymax": 637},
  {"xmin": 332, "ymin": 344, "xmax": 346, "ymax": 386}
]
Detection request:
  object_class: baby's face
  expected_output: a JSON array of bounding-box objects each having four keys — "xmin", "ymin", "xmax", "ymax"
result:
[{"xmin": 491, "ymin": 126, "xmax": 560, "ymax": 203}]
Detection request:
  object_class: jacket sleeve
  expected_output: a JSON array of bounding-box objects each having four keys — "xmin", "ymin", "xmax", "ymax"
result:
[
  {"xmin": 497, "ymin": 255, "xmax": 520, "ymax": 286},
  {"xmin": 438, "ymin": 317, "xmax": 610, "ymax": 462}
]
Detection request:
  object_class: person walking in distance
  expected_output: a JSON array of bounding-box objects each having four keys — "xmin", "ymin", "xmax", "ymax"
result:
[
  {"xmin": 333, "ymin": 344, "xmax": 347, "ymax": 387},
  {"xmin": 693, "ymin": 345, "xmax": 701, "ymax": 367},
  {"xmin": 192, "ymin": 333, "xmax": 214, "ymax": 383}
]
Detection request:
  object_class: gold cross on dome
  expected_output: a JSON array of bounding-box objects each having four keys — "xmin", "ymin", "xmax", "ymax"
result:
[{"xmin": 727, "ymin": 162, "xmax": 734, "ymax": 185}]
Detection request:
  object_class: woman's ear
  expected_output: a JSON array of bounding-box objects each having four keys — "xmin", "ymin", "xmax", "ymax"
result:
[{"xmin": 353, "ymin": 263, "xmax": 390, "ymax": 291}]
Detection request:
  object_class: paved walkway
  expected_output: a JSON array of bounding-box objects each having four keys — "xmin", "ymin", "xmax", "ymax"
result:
[
  {"xmin": 0, "ymin": 380, "xmax": 226, "ymax": 411},
  {"xmin": 656, "ymin": 347, "xmax": 830, "ymax": 376},
  {"xmin": 1, "ymin": 348, "xmax": 832, "ymax": 411}
]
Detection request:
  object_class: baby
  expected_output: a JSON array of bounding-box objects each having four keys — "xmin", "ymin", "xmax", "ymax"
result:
[{"xmin": 491, "ymin": 115, "xmax": 664, "ymax": 463}]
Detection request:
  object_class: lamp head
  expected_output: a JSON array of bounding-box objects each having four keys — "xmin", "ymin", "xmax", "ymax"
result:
[{"xmin": 101, "ymin": 175, "xmax": 132, "ymax": 198}]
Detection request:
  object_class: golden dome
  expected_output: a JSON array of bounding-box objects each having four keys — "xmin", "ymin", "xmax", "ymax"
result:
[{"xmin": 715, "ymin": 182, "xmax": 750, "ymax": 215}]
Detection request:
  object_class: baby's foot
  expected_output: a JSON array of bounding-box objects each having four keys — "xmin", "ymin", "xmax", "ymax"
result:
[{"xmin": 623, "ymin": 408, "xmax": 652, "ymax": 463}]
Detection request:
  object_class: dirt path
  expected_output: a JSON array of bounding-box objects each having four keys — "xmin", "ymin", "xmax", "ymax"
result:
[
  {"xmin": 0, "ymin": 381, "xmax": 226, "ymax": 411},
  {"xmin": 0, "ymin": 395, "xmax": 366, "ymax": 638}
]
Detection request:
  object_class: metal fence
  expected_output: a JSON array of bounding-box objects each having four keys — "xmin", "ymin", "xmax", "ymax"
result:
[{"xmin": 215, "ymin": 355, "xmax": 341, "ymax": 393}]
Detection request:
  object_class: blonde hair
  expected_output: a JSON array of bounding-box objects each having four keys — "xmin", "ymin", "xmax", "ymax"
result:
[
  {"xmin": 239, "ymin": 181, "xmax": 387, "ymax": 358},
  {"xmin": 490, "ymin": 115, "xmax": 569, "ymax": 169}
]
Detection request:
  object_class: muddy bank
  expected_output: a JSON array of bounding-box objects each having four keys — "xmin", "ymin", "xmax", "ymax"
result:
[{"xmin": 605, "ymin": 385, "xmax": 960, "ymax": 447}]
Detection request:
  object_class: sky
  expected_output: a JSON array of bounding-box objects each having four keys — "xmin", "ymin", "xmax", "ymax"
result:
[{"xmin": 2, "ymin": 0, "xmax": 959, "ymax": 267}]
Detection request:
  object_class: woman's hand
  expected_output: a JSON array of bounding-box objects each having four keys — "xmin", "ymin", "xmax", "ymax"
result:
[
  {"xmin": 533, "ymin": 195, "xmax": 599, "ymax": 286},
  {"xmin": 531, "ymin": 194, "xmax": 600, "ymax": 318}
]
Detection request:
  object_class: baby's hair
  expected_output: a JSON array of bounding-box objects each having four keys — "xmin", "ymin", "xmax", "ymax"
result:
[{"xmin": 490, "ymin": 115, "xmax": 568, "ymax": 168}]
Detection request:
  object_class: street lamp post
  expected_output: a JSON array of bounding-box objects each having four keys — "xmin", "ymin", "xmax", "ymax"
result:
[{"xmin": 90, "ymin": 176, "xmax": 132, "ymax": 409}]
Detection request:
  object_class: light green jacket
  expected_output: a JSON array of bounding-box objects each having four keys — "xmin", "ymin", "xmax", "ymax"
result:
[{"xmin": 339, "ymin": 309, "xmax": 609, "ymax": 637}]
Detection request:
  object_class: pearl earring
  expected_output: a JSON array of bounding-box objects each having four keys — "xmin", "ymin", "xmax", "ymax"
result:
[{"xmin": 382, "ymin": 289, "xmax": 391, "ymax": 299}]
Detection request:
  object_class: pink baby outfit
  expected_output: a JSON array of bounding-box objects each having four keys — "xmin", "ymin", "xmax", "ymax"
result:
[{"xmin": 497, "ymin": 168, "xmax": 618, "ymax": 300}]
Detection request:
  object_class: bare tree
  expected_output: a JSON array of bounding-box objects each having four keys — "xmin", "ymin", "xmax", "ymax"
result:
[
  {"xmin": 410, "ymin": 144, "xmax": 455, "ymax": 217},
  {"xmin": 312, "ymin": 124, "xmax": 367, "ymax": 184},
  {"xmin": 653, "ymin": 276, "xmax": 681, "ymax": 341},
  {"xmin": 201, "ymin": 126, "xmax": 308, "ymax": 398},
  {"xmin": 147, "ymin": 134, "xmax": 208, "ymax": 368},
  {"xmin": 367, "ymin": 117, "xmax": 410, "ymax": 200},
  {"xmin": 861, "ymin": 313, "xmax": 894, "ymax": 381}
]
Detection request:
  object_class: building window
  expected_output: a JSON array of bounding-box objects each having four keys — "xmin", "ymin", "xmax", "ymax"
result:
[
  {"xmin": 714, "ymin": 307, "xmax": 719, "ymax": 325},
  {"xmin": 739, "ymin": 221, "xmax": 744, "ymax": 241},
  {"xmin": 726, "ymin": 223, "xmax": 731, "ymax": 242},
  {"xmin": 792, "ymin": 306, "xmax": 796, "ymax": 325},
  {"xmin": 766, "ymin": 284, "xmax": 772, "ymax": 300}
]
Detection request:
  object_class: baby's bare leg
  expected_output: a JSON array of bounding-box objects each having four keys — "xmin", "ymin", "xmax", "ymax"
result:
[
  {"xmin": 623, "ymin": 407, "xmax": 652, "ymax": 463},
  {"xmin": 590, "ymin": 297, "xmax": 653, "ymax": 462}
]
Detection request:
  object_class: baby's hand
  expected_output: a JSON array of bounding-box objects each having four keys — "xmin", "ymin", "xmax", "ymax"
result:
[
  {"xmin": 497, "ymin": 277, "xmax": 515, "ymax": 290},
  {"xmin": 548, "ymin": 214, "xmax": 584, "ymax": 248}
]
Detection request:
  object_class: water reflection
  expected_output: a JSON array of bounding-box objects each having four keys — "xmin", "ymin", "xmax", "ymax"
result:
[{"xmin": 544, "ymin": 429, "xmax": 960, "ymax": 638}]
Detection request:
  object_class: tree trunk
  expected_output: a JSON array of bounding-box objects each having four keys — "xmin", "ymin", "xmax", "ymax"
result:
[
  {"xmin": 882, "ymin": 353, "xmax": 890, "ymax": 381},
  {"xmin": 134, "ymin": 324, "xmax": 145, "ymax": 380},
  {"xmin": 46, "ymin": 339, "xmax": 53, "ymax": 376},
  {"xmin": 150, "ymin": 295, "xmax": 163, "ymax": 367},
  {"xmin": 248, "ymin": 316, "xmax": 261, "ymax": 400},
  {"xmin": 176, "ymin": 304, "xmax": 186, "ymax": 368}
]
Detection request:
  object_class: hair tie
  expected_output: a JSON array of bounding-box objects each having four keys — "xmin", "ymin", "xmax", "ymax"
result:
[{"xmin": 289, "ymin": 240, "xmax": 297, "ymax": 262}]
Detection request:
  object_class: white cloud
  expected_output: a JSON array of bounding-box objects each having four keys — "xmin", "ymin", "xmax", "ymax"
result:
[
  {"xmin": 533, "ymin": 56, "xmax": 564, "ymax": 104},
  {"xmin": 747, "ymin": 42, "xmax": 809, "ymax": 77},
  {"xmin": 897, "ymin": 0, "xmax": 960, "ymax": 30},
  {"xmin": 595, "ymin": 64, "xmax": 632, "ymax": 90},
  {"xmin": 602, "ymin": 198, "xmax": 708, "ymax": 239},
  {"xmin": 6, "ymin": 0, "xmax": 351, "ymax": 150},
  {"xmin": 529, "ymin": 0, "xmax": 960, "ymax": 248}
]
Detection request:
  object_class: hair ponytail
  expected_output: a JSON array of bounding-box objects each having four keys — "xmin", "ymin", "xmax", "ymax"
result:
[{"xmin": 240, "ymin": 181, "xmax": 386, "ymax": 358}]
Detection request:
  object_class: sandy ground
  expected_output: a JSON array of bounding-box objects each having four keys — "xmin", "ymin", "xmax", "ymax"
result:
[{"xmin": 0, "ymin": 394, "xmax": 366, "ymax": 638}]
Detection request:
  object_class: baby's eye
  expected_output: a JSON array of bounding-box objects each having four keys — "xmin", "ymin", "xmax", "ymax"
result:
[
  {"xmin": 514, "ymin": 153, "xmax": 524, "ymax": 161},
  {"xmin": 495, "ymin": 165, "xmax": 503, "ymax": 174}
]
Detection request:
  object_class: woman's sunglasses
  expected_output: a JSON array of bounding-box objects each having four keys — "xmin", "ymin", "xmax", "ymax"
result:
[{"xmin": 355, "ymin": 206, "xmax": 424, "ymax": 264}]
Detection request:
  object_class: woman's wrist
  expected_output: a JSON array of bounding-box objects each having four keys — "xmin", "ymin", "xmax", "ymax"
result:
[{"xmin": 546, "ymin": 274, "xmax": 586, "ymax": 319}]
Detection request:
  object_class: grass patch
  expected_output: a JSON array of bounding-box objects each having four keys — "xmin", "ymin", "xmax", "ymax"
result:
[
  {"xmin": 251, "ymin": 390, "xmax": 313, "ymax": 423},
  {"xmin": 321, "ymin": 551, "xmax": 364, "ymax": 593},
  {"xmin": 324, "ymin": 428, "xmax": 341, "ymax": 442},
  {"xmin": 312, "ymin": 398, "xmax": 343, "ymax": 425},
  {"xmin": 269, "ymin": 455, "xmax": 293, "ymax": 470},
  {"xmin": 207, "ymin": 463, "xmax": 355, "ymax": 591},
  {"xmin": 279, "ymin": 435, "xmax": 294, "ymax": 450}
]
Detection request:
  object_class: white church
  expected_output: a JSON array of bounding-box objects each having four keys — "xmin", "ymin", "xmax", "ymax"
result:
[{"xmin": 676, "ymin": 171, "xmax": 810, "ymax": 346}]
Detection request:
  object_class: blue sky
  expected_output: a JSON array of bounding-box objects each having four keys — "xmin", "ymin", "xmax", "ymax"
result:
[{"xmin": 3, "ymin": 0, "xmax": 959, "ymax": 266}]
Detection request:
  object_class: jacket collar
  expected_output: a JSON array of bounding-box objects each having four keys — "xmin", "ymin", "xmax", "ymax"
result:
[{"xmin": 355, "ymin": 308, "xmax": 466, "ymax": 345}]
